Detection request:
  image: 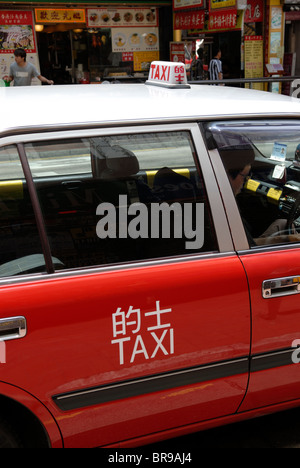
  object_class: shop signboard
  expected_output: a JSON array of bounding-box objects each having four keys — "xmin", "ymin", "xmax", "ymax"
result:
[
  {"xmin": 209, "ymin": 0, "xmax": 236, "ymax": 10},
  {"xmin": 244, "ymin": 0, "xmax": 263, "ymax": 23},
  {"xmin": 133, "ymin": 51, "xmax": 160, "ymax": 72},
  {"xmin": 174, "ymin": 10, "xmax": 205, "ymax": 29},
  {"xmin": 87, "ymin": 8, "xmax": 158, "ymax": 28},
  {"xmin": 173, "ymin": 0, "xmax": 204, "ymax": 10},
  {"xmin": 208, "ymin": 8, "xmax": 237, "ymax": 29},
  {"xmin": 170, "ymin": 42, "xmax": 185, "ymax": 62},
  {"xmin": 112, "ymin": 27, "xmax": 159, "ymax": 53},
  {"xmin": 244, "ymin": 35, "xmax": 264, "ymax": 90},
  {"xmin": 0, "ymin": 10, "xmax": 40, "ymax": 85},
  {"xmin": 35, "ymin": 9, "xmax": 85, "ymax": 23},
  {"xmin": 0, "ymin": 10, "xmax": 36, "ymax": 53},
  {"xmin": 188, "ymin": 7, "xmax": 243, "ymax": 33}
]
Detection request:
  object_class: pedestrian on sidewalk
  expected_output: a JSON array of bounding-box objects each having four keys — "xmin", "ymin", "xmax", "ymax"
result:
[
  {"xmin": 3, "ymin": 48, "xmax": 54, "ymax": 86},
  {"xmin": 209, "ymin": 46, "xmax": 223, "ymax": 83}
]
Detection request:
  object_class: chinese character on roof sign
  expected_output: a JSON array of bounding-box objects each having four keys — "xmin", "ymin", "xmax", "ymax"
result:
[{"xmin": 146, "ymin": 61, "xmax": 190, "ymax": 89}]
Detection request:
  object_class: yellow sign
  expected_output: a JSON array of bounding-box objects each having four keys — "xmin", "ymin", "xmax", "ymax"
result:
[
  {"xmin": 244, "ymin": 36, "xmax": 264, "ymax": 91},
  {"xmin": 35, "ymin": 9, "xmax": 85, "ymax": 23},
  {"xmin": 133, "ymin": 51, "xmax": 159, "ymax": 71},
  {"xmin": 210, "ymin": 0, "xmax": 236, "ymax": 9}
]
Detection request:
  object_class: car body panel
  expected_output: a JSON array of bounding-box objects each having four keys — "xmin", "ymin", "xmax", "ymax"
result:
[
  {"xmin": 0, "ymin": 255, "xmax": 250, "ymax": 447},
  {"xmin": 1, "ymin": 81, "xmax": 300, "ymax": 447},
  {"xmin": 1, "ymin": 84, "xmax": 300, "ymax": 135}
]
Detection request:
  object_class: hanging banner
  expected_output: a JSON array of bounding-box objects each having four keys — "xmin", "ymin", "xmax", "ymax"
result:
[
  {"xmin": 173, "ymin": 0, "xmax": 204, "ymax": 10},
  {"xmin": 87, "ymin": 8, "xmax": 158, "ymax": 28},
  {"xmin": 209, "ymin": 0, "xmax": 236, "ymax": 10}
]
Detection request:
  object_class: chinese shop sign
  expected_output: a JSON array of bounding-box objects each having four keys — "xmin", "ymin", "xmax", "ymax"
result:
[
  {"xmin": 209, "ymin": 8, "xmax": 237, "ymax": 30},
  {"xmin": 174, "ymin": 10, "xmax": 205, "ymax": 29},
  {"xmin": 35, "ymin": 9, "xmax": 85, "ymax": 23},
  {"xmin": 244, "ymin": 0, "xmax": 263, "ymax": 23}
]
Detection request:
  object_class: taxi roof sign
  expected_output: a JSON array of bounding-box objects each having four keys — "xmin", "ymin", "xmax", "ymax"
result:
[{"xmin": 146, "ymin": 61, "xmax": 190, "ymax": 89}]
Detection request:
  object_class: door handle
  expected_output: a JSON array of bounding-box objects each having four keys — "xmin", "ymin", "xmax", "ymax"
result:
[
  {"xmin": 262, "ymin": 276, "xmax": 300, "ymax": 299},
  {"xmin": 0, "ymin": 317, "xmax": 27, "ymax": 341}
]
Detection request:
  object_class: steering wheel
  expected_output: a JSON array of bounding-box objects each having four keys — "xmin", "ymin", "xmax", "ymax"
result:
[{"xmin": 286, "ymin": 192, "xmax": 300, "ymax": 234}]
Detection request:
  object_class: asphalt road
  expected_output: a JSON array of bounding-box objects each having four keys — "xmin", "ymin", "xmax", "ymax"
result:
[{"xmin": 145, "ymin": 406, "xmax": 300, "ymax": 449}]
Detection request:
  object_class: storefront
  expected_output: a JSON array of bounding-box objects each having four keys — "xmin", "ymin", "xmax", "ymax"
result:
[
  {"xmin": 0, "ymin": 1, "xmax": 172, "ymax": 84},
  {"xmin": 173, "ymin": 0, "xmax": 264, "ymax": 83}
]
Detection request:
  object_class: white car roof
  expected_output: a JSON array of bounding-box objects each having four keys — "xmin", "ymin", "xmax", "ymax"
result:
[{"xmin": 1, "ymin": 83, "xmax": 300, "ymax": 134}]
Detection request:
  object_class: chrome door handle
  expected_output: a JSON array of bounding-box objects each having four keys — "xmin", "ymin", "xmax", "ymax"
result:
[
  {"xmin": 0, "ymin": 317, "xmax": 27, "ymax": 341},
  {"xmin": 263, "ymin": 276, "xmax": 300, "ymax": 298}
]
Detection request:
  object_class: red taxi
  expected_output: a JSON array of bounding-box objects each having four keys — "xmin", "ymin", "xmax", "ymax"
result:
[{"xmin": 1, "ymin": 62, "xmax": 300, "ymax": 448}]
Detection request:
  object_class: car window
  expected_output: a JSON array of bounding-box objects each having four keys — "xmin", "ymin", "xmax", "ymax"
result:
[
  {"xmin": 0, "ymin": 145, "xmax": 47, "ymax": 277},
  {"xmin": 25, "ymin": 131, "xmax": 218, "ymax": 271},
  {"xmin": 204, "ymin": 120, "xmax": 300, "ymax": 249}
]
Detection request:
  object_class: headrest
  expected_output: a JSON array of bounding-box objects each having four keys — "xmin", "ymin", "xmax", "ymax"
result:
[{"xmin": 92, "ymin": 144, "xmax": 139, "ymax": 179}]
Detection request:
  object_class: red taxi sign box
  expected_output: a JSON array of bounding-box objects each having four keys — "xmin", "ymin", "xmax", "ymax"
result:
[{"xmin": 146, "ymin": 61, "xmax": 191, "ymax": 89}]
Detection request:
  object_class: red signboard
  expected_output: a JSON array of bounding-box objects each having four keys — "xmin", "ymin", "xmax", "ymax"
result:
[
  {"xmin": 170, "ymin": 42, "xmax": 185, "ymax": 62},
  {"xmin": 174, "ymin": 10, "xmax": 205, "ymax": 30},
  {"xmin": 0, "ymin": 10, "xmax": 36, "ymax": 54},
  {"xmin": 209, "ymin": 8, "xmax": 237, "ymax": 30},
  {"xmin": 122, "ymin": 52, "xmax": 134, "ymax": 62},
  {"xmin": 0, "ymin": 10, "xmax": 33, "ymax": 25},
  {"xmin": 244, "ymin": 0, "xmax": 264, "ymax": 23}
]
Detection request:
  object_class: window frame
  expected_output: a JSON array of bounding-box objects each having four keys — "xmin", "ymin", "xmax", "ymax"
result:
[
  {"xmin": 204, "ymin": 118, "xmax": 300, "ymax": 254},
  {"xmin": 0, "ymin": 122, "xmax": 234, "ymax": 283}
]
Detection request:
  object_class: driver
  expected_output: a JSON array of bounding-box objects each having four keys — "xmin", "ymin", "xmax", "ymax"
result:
[{"xmin": 220, "ymin": 144, "xmax": 298, "ymax": 246}]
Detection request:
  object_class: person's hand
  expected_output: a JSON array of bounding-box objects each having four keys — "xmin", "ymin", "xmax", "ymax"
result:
[{"xmin": 47, "ymin": 79, "xmax": 54, "ymax": 85}]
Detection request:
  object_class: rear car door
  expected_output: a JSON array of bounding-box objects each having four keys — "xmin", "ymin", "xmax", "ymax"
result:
[
  {"xmin": 0, "ymin": 123, "xmax": 250, "ymax": 447},
  {"xmin": 205, "ymin": 119, "xmax": 300, "ymax": 412}
]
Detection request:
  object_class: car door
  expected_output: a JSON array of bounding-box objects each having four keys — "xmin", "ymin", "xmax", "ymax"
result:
[
  {"xmin": 205, "ymin": 119, "xmax": 300, "ymax": 413},
  {"xmin": 0, "ymin": 123, "xmax": 251, "ymax": 447}
]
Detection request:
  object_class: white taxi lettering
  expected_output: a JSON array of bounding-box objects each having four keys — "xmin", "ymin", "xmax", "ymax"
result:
[{"xmin": 111, "ymin": 301, "xmax": 174, "ymax": 366}]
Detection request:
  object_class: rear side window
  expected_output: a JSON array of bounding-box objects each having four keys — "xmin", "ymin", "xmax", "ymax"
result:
[
  {"xmin": 25, "ymin": 131, "xmax": 218, "ymax": 271},
  {"xmin": 0, "ymin": 145, "xmax": 46, "ymax": 277},
  {"xmin": 205, "ymin": 120, "xmax": 300, "ymax": 249}
]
